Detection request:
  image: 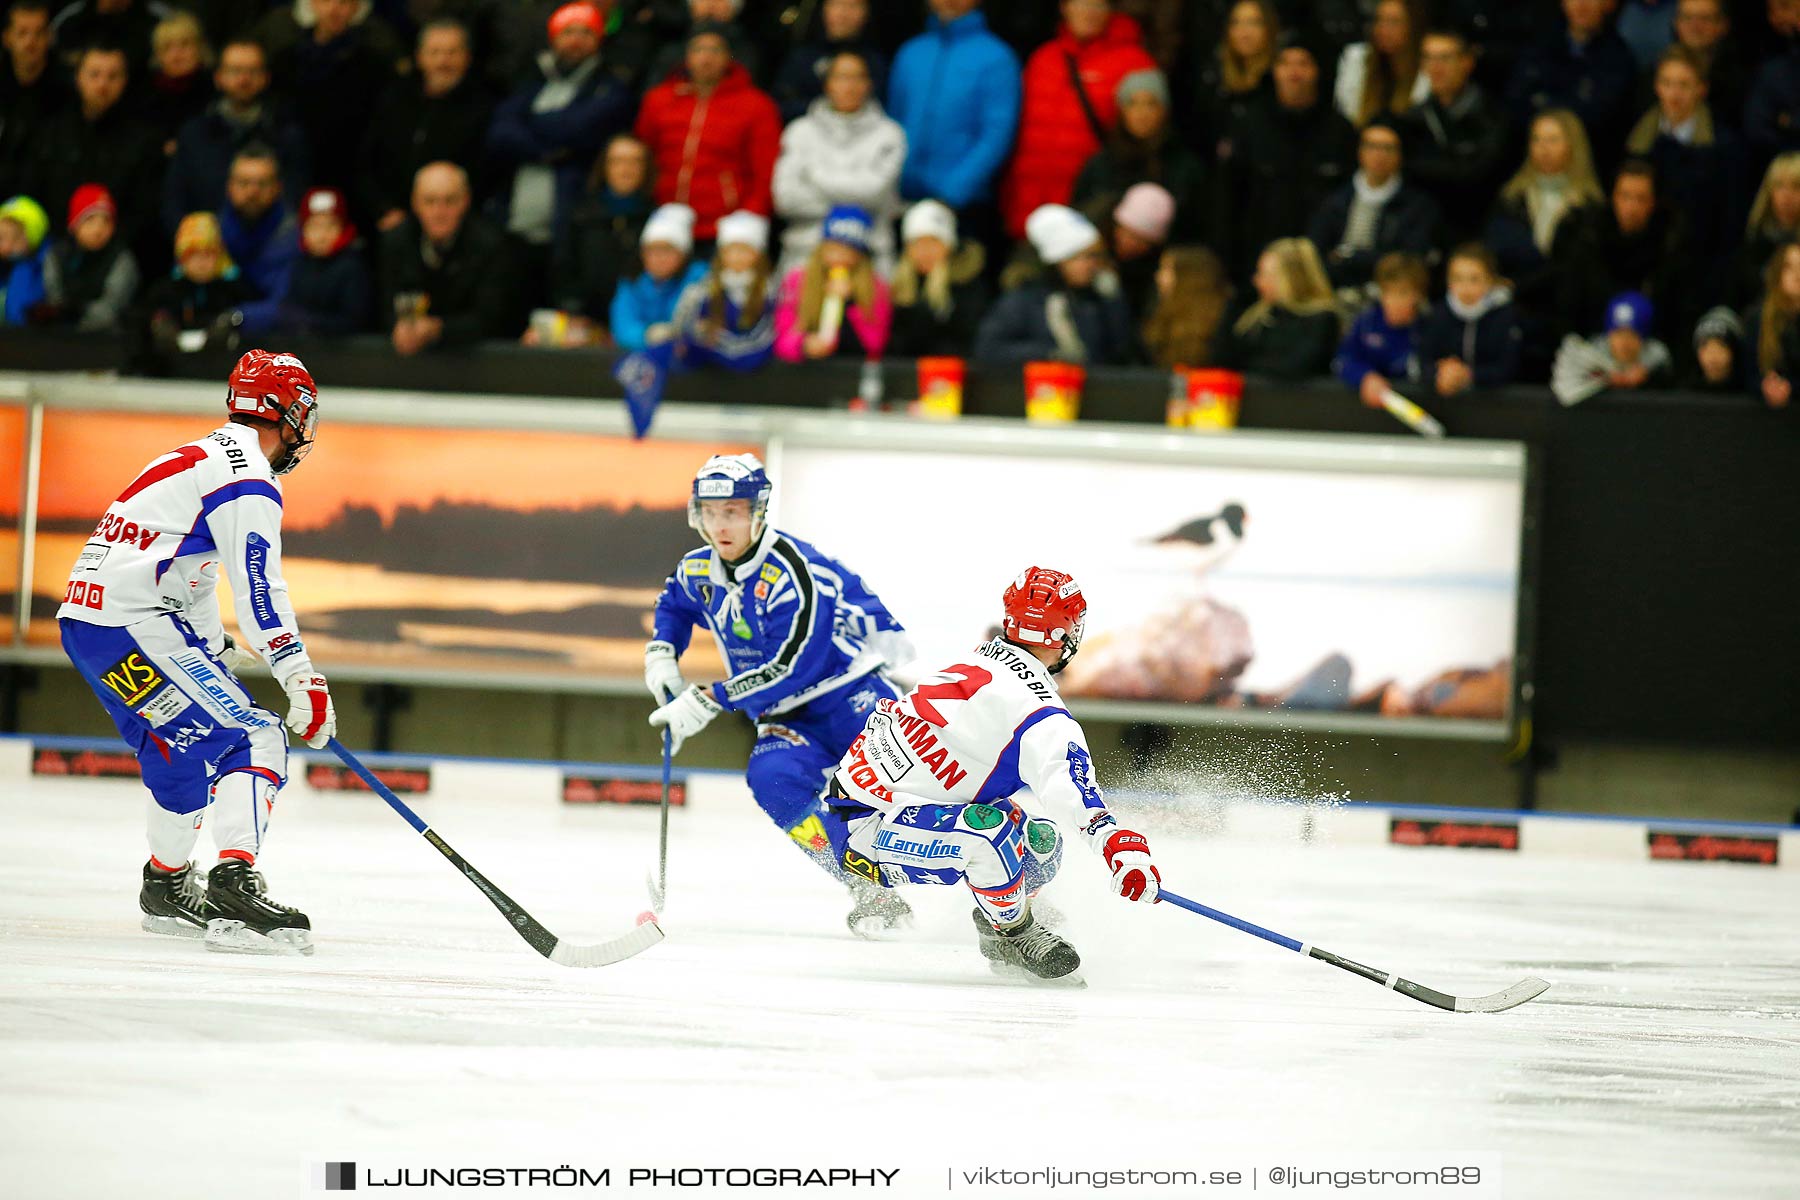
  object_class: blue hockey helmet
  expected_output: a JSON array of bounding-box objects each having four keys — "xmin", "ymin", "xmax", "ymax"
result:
[{"xmin": 689, "ymin": 453, "xmax": 772, "ymax": 547}]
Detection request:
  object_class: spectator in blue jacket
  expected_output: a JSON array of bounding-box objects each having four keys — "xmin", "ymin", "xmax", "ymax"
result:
[
  {"xmin": 215, "ymin": 145, "xmax": 298, "ymax": 334},
  {"xmin": 1419, "ymin": 242, "xmax": 1523, "ymax": 396},
  {"xmin": 1507, "ymin": 0, "xmax": 1640, "ymax": 172},
  {"xmin": 486, "ymin": 2, "xmax": 633, "ymax": 269},
  {"xmin": 610, "ymin": 203, "xmax": 708, "ymax": 351},
  {"xmin": 0, "ymin": 194, "xmax": 50, "ymax": 325},
  {"xmin": 1334, "ymin": 252, "xmax": 1427, "ymax": 405},
  {"xmin": 887, "ymin": 1, "xmax": 1021, "ymax": 221}
]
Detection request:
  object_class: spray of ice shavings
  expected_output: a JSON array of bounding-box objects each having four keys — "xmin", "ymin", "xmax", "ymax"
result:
[{"xmin": 1104, "ymin": 727, "xmax": 1354, "ymax": 841}]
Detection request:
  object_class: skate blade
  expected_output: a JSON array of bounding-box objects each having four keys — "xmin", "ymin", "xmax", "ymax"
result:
[
  {"xmin": 141, "ymin": 914, "xmax": 206, "ymax": 939},
  {"xmin": 848, "ymin": 914, "xmax": 915, "ymax": 941},
  {"xmin": 986, "ymin": 958, "xmax": 1087, "ymax": 988},
  {"xmin": 203, "ymin": 918, "xmax": 314, "ymax": 956}
]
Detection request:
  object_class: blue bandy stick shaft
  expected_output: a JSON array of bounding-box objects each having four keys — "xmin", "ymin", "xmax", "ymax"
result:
[
  {"xmin": 329, "ymin": 736, "xmax": 427, "ymax": 832},
  {"xmin": 1159, "ymin": 889, "xmax": 1304, "ymax": 952}
]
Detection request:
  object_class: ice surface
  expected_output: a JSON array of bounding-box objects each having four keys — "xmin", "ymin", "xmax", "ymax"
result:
[{"xmin": 2, "ymin": 774, "xmax": 1797, "ymax": 1198}]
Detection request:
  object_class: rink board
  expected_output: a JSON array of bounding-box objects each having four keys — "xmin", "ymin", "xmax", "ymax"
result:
[{"xmin": 6, "ymin": 734, "xmax": 1793, "ymax": 870}]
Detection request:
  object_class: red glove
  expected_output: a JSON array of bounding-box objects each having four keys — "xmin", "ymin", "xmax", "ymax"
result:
[{"xmin": 1102, "ymin": 828, "xmax": 1161, "ymax": 903}]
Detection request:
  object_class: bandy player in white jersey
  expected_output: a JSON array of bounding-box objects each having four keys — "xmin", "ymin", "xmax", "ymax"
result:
[
  {"xmin": 57, "ymin": 350, "xmax": 337, "ymax": 955},
  {"xmin": 825, "ymin": 567, "xmax": 1162, "ymax": 981}
]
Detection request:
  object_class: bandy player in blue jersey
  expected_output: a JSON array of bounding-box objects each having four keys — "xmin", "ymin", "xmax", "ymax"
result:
[
  {"xmin": 822, "ymin": 567, "xmax": 1163, "ymax": 982},
  {"xmin": 645, "ymin": 454, "xmax": 917, "ymax": 936},
  {"xmin": 57, "ymin": 350, "xmax": 336, "ymax": 955}
]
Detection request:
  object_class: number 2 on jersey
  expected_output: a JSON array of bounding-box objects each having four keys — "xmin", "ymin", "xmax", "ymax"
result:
[{"xmin": 909, "ymin": 664, "xmax": 993, "ymax": 727}]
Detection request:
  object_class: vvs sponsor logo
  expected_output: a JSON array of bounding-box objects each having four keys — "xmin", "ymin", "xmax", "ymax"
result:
[{"xmin": 101, "ymin": 652, "xmax": 165, "ymax": 706}]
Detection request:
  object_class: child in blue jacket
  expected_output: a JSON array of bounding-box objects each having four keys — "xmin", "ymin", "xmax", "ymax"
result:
[
  {"xmin": 1334, "ymin": 252, "xmax": 1427, "ymax": 407},
  {"xmin": 610, "ymin": 203, "xmax": 708, "ymax": 351}
]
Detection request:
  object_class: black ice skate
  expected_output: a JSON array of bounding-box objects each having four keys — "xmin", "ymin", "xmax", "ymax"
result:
[
  {"xmin": 140, "ymin": 859, "xmax": 208, "ymax": 939},
  {"xmin": 203, "ymin": 858, "xmax": 313, "ymax": 955},
  {"xmin": 847, "ymin": 881, "xmax": 914, "ymax": 939},
  {"xmin": 973, "ymin": 906, "xmax": 1083, "ymax": 984}
]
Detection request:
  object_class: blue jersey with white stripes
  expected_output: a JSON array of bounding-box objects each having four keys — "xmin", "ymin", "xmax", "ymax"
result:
[{"xmin": 650, "ymin": 528, "xmax": 910, "ymax": 720}]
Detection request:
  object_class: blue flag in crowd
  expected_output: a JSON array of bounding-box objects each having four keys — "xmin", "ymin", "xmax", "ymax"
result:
[{"xmin": 615, "ymin": 341, "xmax": 674, "ymax": 438}]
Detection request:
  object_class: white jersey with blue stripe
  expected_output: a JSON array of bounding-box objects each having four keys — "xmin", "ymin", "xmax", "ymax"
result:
[
  {"xmin": 56, "ymin": 421, "xmax": 318, "ymax": 689},
  {"xmin": 832, "ymin": 638, "xmax": 1118, "ymax": 849},
  {"xmin": 651, "ymin": 526, "xmax": 912, "ymax": 721}
]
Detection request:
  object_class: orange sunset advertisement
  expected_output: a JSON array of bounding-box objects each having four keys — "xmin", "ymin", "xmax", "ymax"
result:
[
  {"xmin": 0, "ymin": 404, "xmax": 23, "ymax": 642},
  {"xmin": 16, "ymin": 409, "xmax": 753, "ymax": 683}
]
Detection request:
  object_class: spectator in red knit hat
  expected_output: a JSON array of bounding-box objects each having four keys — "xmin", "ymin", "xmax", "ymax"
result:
[
  {"xmin": 487, "ymin": 0, "xmax": 632, "ymax": 274},
  {"xmin": 635, "ymin": 24, "xmax": 781, "ymax": 241},
  {"xmin": 1000, "ymin": 0, "xmax": 1154, "ymax": 239},
  {"xmin": 270, "ymin": 186, "xmax": 372, "ymax": 336},
  {"xmin": 39, "ymin": 181, "xmax": 139, "ymax": 331}
]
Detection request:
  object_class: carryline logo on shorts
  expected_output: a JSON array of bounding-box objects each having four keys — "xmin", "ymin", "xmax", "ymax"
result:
[{"xmin": 169, "ymin": 650, "xmax": 271, "ymax": 728}]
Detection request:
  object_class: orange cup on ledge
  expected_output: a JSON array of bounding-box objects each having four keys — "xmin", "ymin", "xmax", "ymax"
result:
[
  {"xmin": 1183, "ymin": 367, "xmax": 1244, "ymax": 429},
  {"xmin": 913, "ymin": 356, "xmax": 965, "ymax": 418},
  {"xmin": 1023, "ymin": 361, "xmax": 1084, "ymax": 423}
]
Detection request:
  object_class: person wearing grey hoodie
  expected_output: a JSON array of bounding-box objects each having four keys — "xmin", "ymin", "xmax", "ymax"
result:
[{"xmin": 770, "ymin": 49, "xmax": 905, "ymax": 277}]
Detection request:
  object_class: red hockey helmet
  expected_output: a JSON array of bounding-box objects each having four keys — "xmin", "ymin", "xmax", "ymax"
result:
[
  {"xmin": 1001, "ymin": 567, "xmax": 1088, "ymax": 671},
  {"xmin": 225, "ymin": 350, "xmax": 319, "ymax": 475}
]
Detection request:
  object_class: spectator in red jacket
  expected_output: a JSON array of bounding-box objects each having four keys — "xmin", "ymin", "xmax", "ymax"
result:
[
  {"xmin": 634, "ymin": 23, "xmax": 781, "ymax": 241},
  {"xmin": 1000, "ymin": 0, "xmax": 1155, "ymax": 239}
]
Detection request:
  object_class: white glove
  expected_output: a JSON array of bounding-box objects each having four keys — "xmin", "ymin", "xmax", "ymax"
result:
[
  {"xmin": 1099, "ymin": 826, "xmax": 1161, "ymax": 904},
  {"xmin": 644, "ymin": 640, "xmax": 684, "ymax": 704},
  {"xmin": 283, "ymin": 673, "xmax": 336, "ymax": 749},
  {"xmin": 219, "ymin": 634, "xmax": 259, "ymax": 674},
  {"xmin": 649, "ymin": 683, "xmax": 722, "ymax": 755}
]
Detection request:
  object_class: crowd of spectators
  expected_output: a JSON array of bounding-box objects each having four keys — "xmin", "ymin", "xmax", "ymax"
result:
[{"xmin": 3, "ymin": 0, "xmax": 1798, "ymax": 407}]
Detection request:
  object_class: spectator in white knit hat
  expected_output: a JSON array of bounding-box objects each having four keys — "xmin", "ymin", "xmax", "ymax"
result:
[
  {"xmin": 889, "ymin": 198, "xmax": 991, "ymax": 357},
  {"xmin": 973, "ymin": 203, "xmax": 1139, "ymax": 365},
  {"xmin": 610, "ymin": 202, "xmax": 709, "ymax": 352},
  {"xmin": 671, "ymin": 208, "xmax": 776, "ymax": 371}
]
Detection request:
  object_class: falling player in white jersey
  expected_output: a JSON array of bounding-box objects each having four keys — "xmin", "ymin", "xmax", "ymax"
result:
[
  {"xmin": 56, "ymin": 350, "xmax": 337, "ymax": 954},
  {"xmin": 823, "ymin": 567, "xmax": 1162, "ymax": 981}
]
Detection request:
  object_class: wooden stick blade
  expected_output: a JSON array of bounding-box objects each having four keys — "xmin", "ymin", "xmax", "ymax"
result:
[{"xmin": 1454, "ymin": 976, "xmax": 1551, "ymax": 1013}]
